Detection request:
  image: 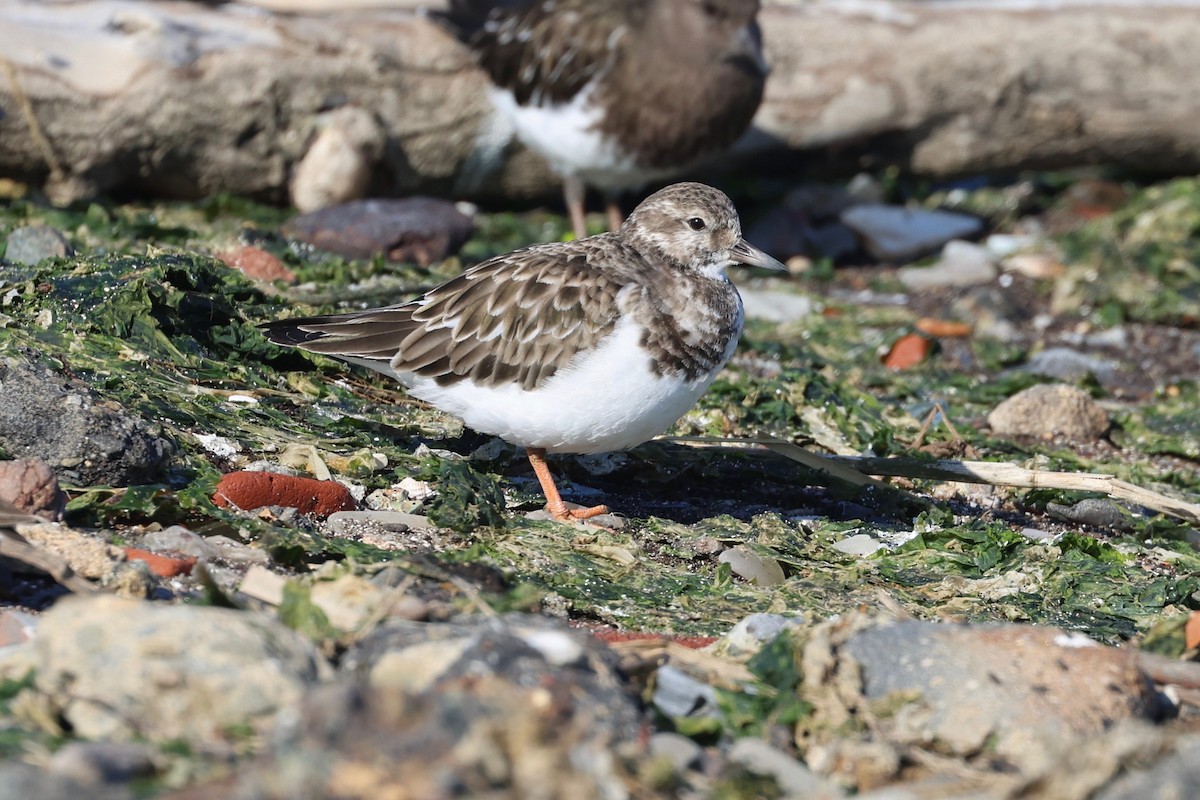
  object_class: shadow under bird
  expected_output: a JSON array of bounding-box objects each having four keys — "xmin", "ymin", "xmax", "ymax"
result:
[
  {"xmin": 431, "ymin": 0, "xmax": 768, "ymax": 239},
  {"xmin": 260, "ymin": 182, "xmax": 784, "ymax": 522}
]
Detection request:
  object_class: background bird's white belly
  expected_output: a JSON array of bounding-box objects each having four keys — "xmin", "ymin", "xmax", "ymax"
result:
[
  {"xmin": 490, "ymin": 85, "xmax": 645, "ymax": 190},
  {"xmin": 400, "ymin": 318, "xmax": 721, "ymax": 453}
]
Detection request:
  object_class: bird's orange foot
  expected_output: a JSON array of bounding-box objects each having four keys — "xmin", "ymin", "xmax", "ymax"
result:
[{"xmin": 549, "ymin": 503, "xmax": 610, "ymax": 522}]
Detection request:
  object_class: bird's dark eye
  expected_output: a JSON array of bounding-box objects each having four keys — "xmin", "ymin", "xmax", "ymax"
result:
[{"xmin": 687, "ymin": 217, "xmax": 706, "ymax": 231}]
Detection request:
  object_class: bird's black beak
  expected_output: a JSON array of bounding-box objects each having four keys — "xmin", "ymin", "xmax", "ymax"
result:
[{"xmin": 730, "ymin": 238, "xmax": 787, "ymax": 272}]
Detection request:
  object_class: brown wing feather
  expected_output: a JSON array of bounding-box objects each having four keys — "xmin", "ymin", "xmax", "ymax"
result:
[
  {"xmin": 258, "ymin": 240, "xmax": 628, "ymax": 392},
  {"xmin": 436, "ymin": 0, "xmax": 646, "ymax": 106}
]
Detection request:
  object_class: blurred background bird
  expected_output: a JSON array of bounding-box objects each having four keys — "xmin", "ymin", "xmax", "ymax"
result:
[{"xmin": 431, "ymin": 0, "xmax": 768, "ymax": 239}]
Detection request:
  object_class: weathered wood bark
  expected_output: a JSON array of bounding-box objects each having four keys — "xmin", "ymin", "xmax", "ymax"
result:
[{"xmin": 2, "ymin": 0, "xmax": 1200, "ymax": 205}]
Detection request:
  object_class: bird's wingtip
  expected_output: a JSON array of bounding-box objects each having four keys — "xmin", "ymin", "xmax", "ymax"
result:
[{"xmin": 257, "ymin": 319, "xmax": 327, "ymax": 347}]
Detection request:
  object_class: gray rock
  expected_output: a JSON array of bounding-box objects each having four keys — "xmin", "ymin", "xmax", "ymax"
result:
[
  {"xmin": 141, "ymin": 526, "xmax": 212, "ymax": 556},
  {"xmin": 727, "ymin": 738, "xmax": 845, "ymax": 798},
  {"xmin": 719, "ymin": 612, "xmax": 803, "ymax": 658},
  {"xmin": 652, "ymin": 664, "xmax": 720, "ymax": 719},
  {"xmin": 897, "ymin": 240, "xmax": 997, "ymax": 290},
  {"xmin": 31, "ymin": 595, "xmax": 329, "ymax": 745},
  {"xmin": 842, "ymin": 620, "xmax": 1163, "ymax": 768},
  {"xmin": 1079, "ymin": 325, "xmax": 1130, "ymax": 349},
  {"xmin": 987, "ymin": 383, "xmax": 1110, "ymax": 441},
  {"xmin": 1046, "ymin": 498, "xmax": 1133, "ymax": 531},
  {"xmin": 739, "ymin": 288, "xmax": 818, "ymax": 323},
  {"xmin": 4, "ymin": 225, "xmax": 74, "ymax": 266},
  {"xmin": 1019, "ymin": 527, "xmax": 1062, "ymax": 543},
  {"xmin": 1019, "ymin": 346, "xmax": 1120, "ymax": 384},
  {"xmin": 0, "ymin": 354, "xmax": 175, "ymax": 486},
  {"xmin": 205, "ymin": 535, "xmax": 271, "ymax": 565},
  {"xmin": 840, "ymin": 205, "xmax": 983, "ymax": 263},
  {"xmin": 649, "ymin": 731, "xmax": 704, "ymax": 772},
  {"xmin": 143, "ymin": 526, "xmax": 268, "ymax": 565},
  {"xmin": 326, "ymin": 510, "xmax": 430, "ymax": 534}
]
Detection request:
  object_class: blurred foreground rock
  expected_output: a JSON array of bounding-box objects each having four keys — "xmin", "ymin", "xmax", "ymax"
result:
[
  {"xmin": 841, "ymin": 621, "xmax": 1164, "ymax": 768},
  {"xmin": 26, "ymin": 595, "xmax": 330, "ymax": 745},
  {"xmin": 0, "ymin": 596, "xmax": 1192, "ymax": 799}
]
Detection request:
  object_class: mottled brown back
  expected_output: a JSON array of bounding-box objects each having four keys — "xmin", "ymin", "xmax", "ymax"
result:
[{"xmin": 260, "ymin": 238, "xmax": 629, "ymax": 391}]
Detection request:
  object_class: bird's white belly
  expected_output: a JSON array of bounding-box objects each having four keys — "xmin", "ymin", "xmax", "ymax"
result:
[
  {"xmin": 489, "ymin": 85, "xmax": 652, "ymax": 191},
  {"xmin": 396, "ymin": 317, "xmax": 721, "ymax": 453}
]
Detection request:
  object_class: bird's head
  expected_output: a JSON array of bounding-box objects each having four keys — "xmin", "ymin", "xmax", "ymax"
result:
[{"xmin": 622, "ymin": 182, "xmax": 784, "ymax": 278}]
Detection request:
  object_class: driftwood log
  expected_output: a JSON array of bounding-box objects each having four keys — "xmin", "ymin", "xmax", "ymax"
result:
[{"xmin": 2, "ymin": 0, "xmax": 1200, "ymax": 205}]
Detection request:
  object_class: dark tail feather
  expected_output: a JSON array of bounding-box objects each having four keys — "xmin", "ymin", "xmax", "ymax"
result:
[{"xmin": 257, "ymin": 318, "xmax": 334, "ymax": 347}]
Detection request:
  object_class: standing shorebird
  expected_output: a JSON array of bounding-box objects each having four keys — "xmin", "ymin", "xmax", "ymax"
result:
[
  {"xmin": 431, "ymin": 0, "xmax": 768, "ymax": 239},
  {"xmin": 260, "ymin": 182, "xmax": 784, "ymax": 522}
]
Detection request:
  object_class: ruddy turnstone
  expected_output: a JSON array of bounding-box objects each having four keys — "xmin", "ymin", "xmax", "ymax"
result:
[
  {"xmin": 260, "ymin": 182, "xmax": 783, "ymax": 522},
  {"xmin": 432, "ymin": 0, "xmax": 768, "ymax": 239}
]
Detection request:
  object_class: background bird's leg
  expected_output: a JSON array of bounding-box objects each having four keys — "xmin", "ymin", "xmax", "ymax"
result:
[
  {"xmin": 526, "ymin": 448, "xmax": 609, "ymax": 521},
  {"xmin": 604, "ymin": 193, "xmax": 624, "ymax": 231},
  {"xmin": 564, "ymin": 175, "xmax": 589, "ymax": 240}
]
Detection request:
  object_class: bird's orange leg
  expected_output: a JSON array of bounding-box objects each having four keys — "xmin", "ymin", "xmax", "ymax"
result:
[
  {"xmin": 564, "ymin": 175, "xmax": 589, "ymax": 241},
  {"xmin": 604, "ymin": 196, "xmax": 624, "ymax": 232},
  {"xmin": 526, "ymin": 448, "xmax": 609, "ymax": 521}
]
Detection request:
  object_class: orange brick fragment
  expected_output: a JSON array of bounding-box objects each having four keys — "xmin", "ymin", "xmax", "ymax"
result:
[
  {"xmin": 124, "ymin": 548, "xmax": 197, "ymax": 578},
  {"xmin": 1186, "ymin": 611, "xmax": 1200, "ymax": 651},
  {"xmin": 217, "ymin": 246, "xmax": 297, "ymax": 284},
  {"xmin": 213, "ymin": 471, "xmax": 357, "ymax": 517},
  {"xmin": 882, "ymin": 333, "xmax": 933, "ymax": 370},
  {"xmin": 915, "ymin": 317, "xmax": 973, "ymax": 338}
]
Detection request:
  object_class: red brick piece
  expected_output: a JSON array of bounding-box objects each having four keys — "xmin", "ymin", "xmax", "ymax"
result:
[
  {"xmin": 124, "ymin": 548, "xmax": 198, "ymax": 578},
  {"xmin": 213, "ymin": 471, "xmax": 357, "ymax": 517},
  {"xmin": 217, "ymin": 246, "xmax": 297, "ymax": 284}
]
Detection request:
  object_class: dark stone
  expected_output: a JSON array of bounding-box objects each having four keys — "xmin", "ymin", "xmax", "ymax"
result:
[
  {"xmin": 48, "ymin": 742, "xmax": 159, "ymax": 786},
  {"xmin": 0, "ymin": 353, "xmax": 176, "ymax": 486},
  {"xmin": 4, "ymin": 225, "xmax": 74, "ymax": 266},
  {"xmin": 283, "ymin": 197, "xmax": 474, "ymax": 266},
  {"xmin": 746, "ymin": 187, "xmax": 861, "ymax": 262},
  {"xmin": 1046, "ymin": 498, "xmax": 1134, "ymax": 531}
]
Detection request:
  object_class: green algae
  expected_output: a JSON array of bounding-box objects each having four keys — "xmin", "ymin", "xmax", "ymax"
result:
[
  {"xmin": 0, "ymin": 187, "xmax": 1198, "ymax": 651},
  {"xmin": 1053, "ymin": 177, "xmax": 1200, "ymax": 325},
  {"xmin": 715, "ymin": 631, "xmax": 811, "ymax": 738}
]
